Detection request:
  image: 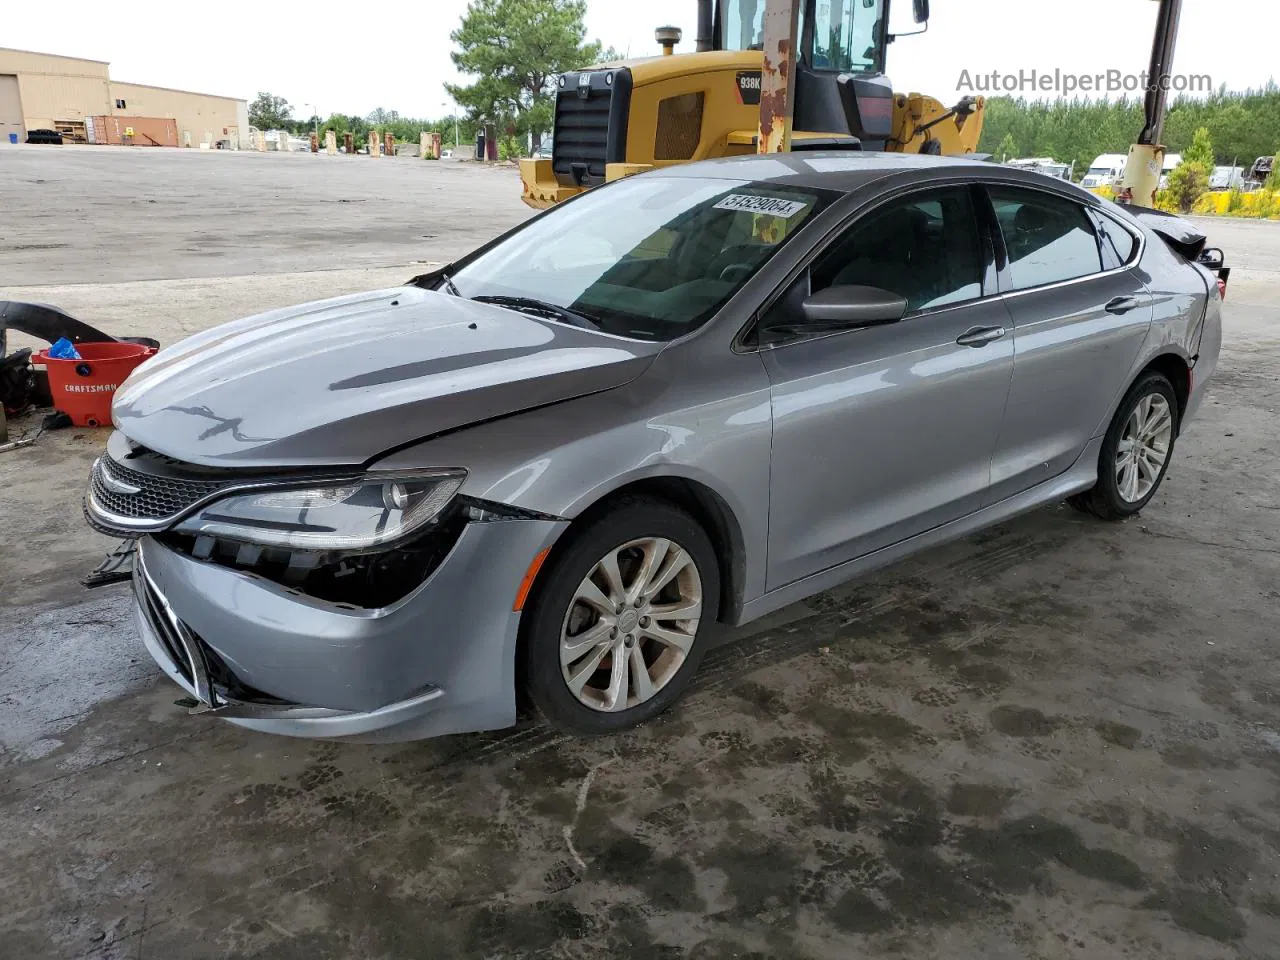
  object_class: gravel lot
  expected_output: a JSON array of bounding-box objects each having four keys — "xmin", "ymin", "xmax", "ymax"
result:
[{"xmin": 1, "ymin": 145, "xmax": 1279, "ymax": 960}]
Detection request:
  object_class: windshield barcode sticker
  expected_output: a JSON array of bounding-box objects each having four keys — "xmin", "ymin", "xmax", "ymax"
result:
[{"xmin": 714, "ymin": 194, "xmax": 808, "ymax": 218}]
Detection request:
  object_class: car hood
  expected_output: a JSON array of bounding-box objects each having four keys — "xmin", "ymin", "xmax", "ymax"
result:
[{"xmin": 112, "ymin": 286, "xmax": 661, "ymax": 468}]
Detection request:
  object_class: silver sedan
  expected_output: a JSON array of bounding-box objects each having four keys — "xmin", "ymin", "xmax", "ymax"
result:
[{"xmin": 85, "ymin": 153, "xmax": 1225, "ymax": 741}]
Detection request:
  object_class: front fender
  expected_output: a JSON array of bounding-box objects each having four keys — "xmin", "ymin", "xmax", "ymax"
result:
[{"xmin": 371, "ymin": 350, "xmax": 774, "ymax": 604}]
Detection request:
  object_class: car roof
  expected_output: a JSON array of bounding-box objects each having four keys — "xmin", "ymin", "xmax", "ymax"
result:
[{"xmin": 648, "ymin": 151, "xmax": 1093, "ymax": 198}]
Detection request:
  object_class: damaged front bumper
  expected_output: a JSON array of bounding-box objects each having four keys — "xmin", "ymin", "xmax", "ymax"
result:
[{"xmin": 130, "ymin": 516, "xmax": 566, "ymax": 742}]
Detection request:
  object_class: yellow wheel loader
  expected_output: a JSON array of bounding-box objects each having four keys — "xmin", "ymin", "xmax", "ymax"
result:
[{"xmin": 519, "ymin": 0, "xmax": 984, "ymax": 209}]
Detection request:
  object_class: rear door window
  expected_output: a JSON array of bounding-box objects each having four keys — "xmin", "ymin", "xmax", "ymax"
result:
[
  {"xmin": 989, "ymin": 187, "xmax": 1104, "ymax": 291},
  {"xmin": 1092, "ymin": 211, "xmax": 1140, "ymax": 267}
]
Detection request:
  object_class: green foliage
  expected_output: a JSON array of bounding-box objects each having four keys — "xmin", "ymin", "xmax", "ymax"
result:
[
  {"xmin": 1266, "ymin": 154, "xmax": 1280, "ymax": 192},
  {"xmin": 996, "ymin": 133, "xmax": 1019, "ymax": 161},
  {"xmin": 1182, "ymin": 126, "xmax": 1215, "ymax": 170},
  {"xmin": 318, "ymin": 111, "xmax": 478, "ymax": 152},
  {"xmin": 248, "ymin": 92, "xmax": 292, "ymax": 131},
  {"xmin": 294, "ymin": 115, "xmax": 321, "ymax": 137},
  {"xmin": 978, "ymin": 83, "xmax": 1280, "ymax": 181},
  {"xmin": 1163, "ymin": 161, "xmax": 1210, "ymax": 213},
  {"xmin": 498, "ymin": 135, "xmax": 524, "ymax": 161},
  {"xmin": 1253, "ymin": 190, "xmax": 1277, "ymax": 219},
  {"xmin": 1156, "ymin": 126, "xmax": 1215, "ymax": 212},
  {"xmin": 1227, "ymin": 186, "xmax": 1245, "ymax": 212},
  {"xmin": 323, "ymin": 112, "xmax": 370, "ymax": 142},
  {"xmin": 447, "ymin": 0, "xmax": 605, "ymax": 154}
]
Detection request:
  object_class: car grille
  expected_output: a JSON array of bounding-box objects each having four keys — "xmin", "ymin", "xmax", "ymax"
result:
[
  {"xmin": 552, "ymin": 68, "xmax": 631, "ymax": 185},
  {"xmin": 90, "ymin": 455, "xmax": 231, "ymax": 523},
  {"xmin": 134, "ymin": 562, "xmax": 196, "ymax": 686}
]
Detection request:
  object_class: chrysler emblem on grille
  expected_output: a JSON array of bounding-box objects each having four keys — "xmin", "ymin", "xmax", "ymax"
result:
[{"xmin": 99, "ymin": 460, "xmax": 142, "ymax": 496}]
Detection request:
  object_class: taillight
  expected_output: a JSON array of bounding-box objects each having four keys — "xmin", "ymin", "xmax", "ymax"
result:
[{"xmin": 1217, "ymin": 277, "xmax": 1227, "ymax": 300}]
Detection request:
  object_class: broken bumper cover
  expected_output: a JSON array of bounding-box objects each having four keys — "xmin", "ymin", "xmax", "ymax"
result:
[{"xmin": 131, "ymin": 517, "xmax": 566, "ymax": 741}]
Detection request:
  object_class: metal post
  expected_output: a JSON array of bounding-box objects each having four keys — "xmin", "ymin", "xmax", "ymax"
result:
[
  {"xmin": 695, "ymin": 0, "xmax": 715, "ymax": 51},
  {"xmin": 757, "ymin": 0, "xmax": 801, "ymax": 154},
  {"xmin": 1138, "ymin": 0, "xmax": 1182, "ymax": 146},
  {"xmin": 1120, "ymin": 0, "xmax": 1183, "ymax": 205}
]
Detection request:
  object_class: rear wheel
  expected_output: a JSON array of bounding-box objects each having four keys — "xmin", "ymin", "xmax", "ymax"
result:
[
  {"xmin": 1069, "ymin": 371, "xmax": 1179, "ymax": 520},
  {"xmin": 521, "ymin": 497, "xmax": 719, "ymax": 736}
]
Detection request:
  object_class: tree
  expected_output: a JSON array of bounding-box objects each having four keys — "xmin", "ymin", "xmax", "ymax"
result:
[
  {"xmin": 976, "ymin": 84, "xmax": 1280, "ymax": 186},
  {"xmin": 1182, "ymin": 126, "xmax": 1215, "ymax": 170},
  {"xmin": 322, "ymin": 113, "xmax": 368, "ymax": 144},
  {"xmin": 447, "ymin": 0, "xmax": 605, "ymax": 156},
  {"xmin": 249, "ymin": 92, "xmax": 293, "ymax": 131},
  {"xmin": 996, "ymin": 133, "xmax": 1019, "ymax": 161},
  {"xmin": 1160, "ymin": 127, "xmax": 1214, "ymax": 212},
  {"xmin": 1163, "ymin": 161, "xmax": 1209, "ymax": 212}
]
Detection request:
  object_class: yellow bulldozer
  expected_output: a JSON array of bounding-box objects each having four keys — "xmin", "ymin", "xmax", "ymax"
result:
[{"xmin": 519, "ymin": 0, "xmax": 984, "ymax": 209}]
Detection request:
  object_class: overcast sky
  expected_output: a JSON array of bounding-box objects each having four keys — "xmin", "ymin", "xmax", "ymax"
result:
[{"xmin": 5, "ymin": 1, "xmax": 1277, "ymax": 119}]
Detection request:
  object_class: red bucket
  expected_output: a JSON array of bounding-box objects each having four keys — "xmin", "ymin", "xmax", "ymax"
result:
[{"xmin": 35, "ymin": 342, "xmax": 156, "ymax": 427}]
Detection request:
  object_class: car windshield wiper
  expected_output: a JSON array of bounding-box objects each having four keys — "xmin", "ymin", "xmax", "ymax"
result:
[
  {"xmin": 407, "ymin": 263, "xmax": 462, "ymax": 296},
  {"xmin": 471, "ymin": 295, "xmax": 601, "ymax": 331}
]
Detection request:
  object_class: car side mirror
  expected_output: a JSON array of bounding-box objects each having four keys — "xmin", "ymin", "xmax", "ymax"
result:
[{"xmin": 800, "ymin": 285, "xmax": 908, "ymax": 327}]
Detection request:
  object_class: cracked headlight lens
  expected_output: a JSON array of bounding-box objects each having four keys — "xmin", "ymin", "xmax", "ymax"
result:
[{"xmin": 175, "ymin": 471, "xmax": 466, "ymax": 550}]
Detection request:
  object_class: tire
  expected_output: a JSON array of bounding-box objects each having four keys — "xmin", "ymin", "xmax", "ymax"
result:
[
  {"xmin": 521, "ymin": 496, "xmax": 720, "ymax": 736},
  {"xmin": 1068, "ymin": 371, "xmax": 1179, "ymax": 521}
]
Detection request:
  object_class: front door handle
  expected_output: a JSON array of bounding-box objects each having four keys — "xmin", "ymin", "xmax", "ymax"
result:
[
  {"xmin": 1105, "ymin": 295, "xmax": 1141, "ymax": 314},
  {"xmin": 956, "ymin": 325, "xmax": 1007, "ymax": 347}
]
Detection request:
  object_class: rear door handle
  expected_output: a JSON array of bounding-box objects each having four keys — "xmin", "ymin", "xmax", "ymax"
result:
[
  {"xmin": 956, "ymin": 325, "xmax": 1007, "ymax": 347},
  {"xmin": 1105, "ymin": 296, "xmax": 1141, "ymax": 314}
]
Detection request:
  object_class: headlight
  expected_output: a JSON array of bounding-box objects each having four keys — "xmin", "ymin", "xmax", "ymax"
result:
[{"xmin": 174, "ymin": 471, "xmax": 466, "ymax": 550}]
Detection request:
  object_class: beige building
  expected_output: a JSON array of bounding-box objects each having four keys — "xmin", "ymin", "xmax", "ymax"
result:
[{"xmin": 0, "ymin": 47, "xmax": 247, "ymax": 148}]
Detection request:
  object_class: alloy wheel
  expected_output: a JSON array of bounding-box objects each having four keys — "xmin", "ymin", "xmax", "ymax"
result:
[
  {"xmin": 1115, "ymin": 393, "xmax": 1173, "ymax": 503},
  {"xmin": 559, "ymin": 537, "xmax": 703, "ymax": 713}
]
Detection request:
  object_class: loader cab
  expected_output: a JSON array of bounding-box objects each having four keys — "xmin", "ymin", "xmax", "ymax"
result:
[
  {"xmin": 718, "ymin": 0, "xmax": 889, "ymax": 72},
  {"xmin": 715, "ymin": 0, "xmax": 914, "ymax": 147}
]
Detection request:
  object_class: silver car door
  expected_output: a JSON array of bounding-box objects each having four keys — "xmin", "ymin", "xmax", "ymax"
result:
[
  {"xmin": 758, "ymin": 186, "xmax": 1014, "ymax": 592},
  {"xmin": 982, "ymin": 186, "xmax": 1153, "ymax": 504}
]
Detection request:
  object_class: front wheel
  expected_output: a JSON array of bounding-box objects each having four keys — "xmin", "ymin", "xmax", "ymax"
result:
[
  {"xmin": 521, "ymin": 497, "xmax": 719, "ymax": 736},
  {"xmin": 1069, "ymin": 371, "xmax": 1179, "ymax": 520}
]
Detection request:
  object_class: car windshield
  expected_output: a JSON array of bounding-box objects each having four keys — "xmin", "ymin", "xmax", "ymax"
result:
[{"xmin": 451, "ymin": 176, "xmax": 836, "ymax": 341}]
